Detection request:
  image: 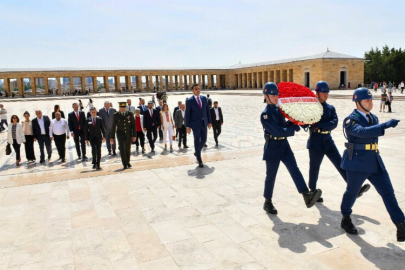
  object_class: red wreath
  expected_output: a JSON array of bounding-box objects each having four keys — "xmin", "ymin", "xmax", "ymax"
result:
[{"xmin": 277, "ymin": 82, "xmax": 317, "ymax": 125}]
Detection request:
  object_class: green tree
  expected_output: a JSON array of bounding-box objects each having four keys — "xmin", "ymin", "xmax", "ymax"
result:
[{"xmin": 365, "ymin": 46, "xmax": 405, "ymax": 85}]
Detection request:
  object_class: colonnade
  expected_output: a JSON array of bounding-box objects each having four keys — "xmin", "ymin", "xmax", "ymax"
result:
[
  {"xmin": 0, "ymin": 72, "xmax": 226, "ymax": 96},
  {"xmin": 234, "ymin": 69, "xmax": 294, "ymax": 89}
]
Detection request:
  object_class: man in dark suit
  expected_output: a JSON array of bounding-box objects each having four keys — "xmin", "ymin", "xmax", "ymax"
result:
[
  {"xmin": 85, "ymin": 107, "xmax": 105, "ymax": 170},
  {"xmin": 99, "ymin": 101, "xmax": 117, "ymax": 155},
  {"xmin": 185, "ymin": 84, "xmax": 212, "ymax": 167},
  {"xmin": 143, "ymin": 100, "xmax": 160, "ymax": 152},
  {"xmin": 68, "ymin": 102, "xmax": 88, "ymax": 160},
  {"xmin": 111, "ymin": 102, "xmax": 136, "ymax": 169},
  {"xmin": 210, "ymin": 101, "xmax": 224, "ymax": 146},
  {"xmin": 137, "ymin": 99, "xmax": 147, "ymax": 115},
  {"xmin": 173, "ymin": 101, "xmax": 182, "ymax": 140},
  {"xmin": 174, "ymin": 103, "xmax": 188, "ymax": 148},
  {"xmin": 155, "ymin": 99, "xmax": 164, "ymax": 140},
  {"xmin": 32, "ymin": 110, "xmax": 52, "ymax": 163}
]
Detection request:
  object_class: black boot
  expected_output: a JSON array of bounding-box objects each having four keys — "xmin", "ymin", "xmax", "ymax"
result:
[
  {"xmin": 357, "ymin": 184, "xmax": 371, "ymax": 198},
  {"xmin": 341, "ymin": 216, "xmax": 358, "ymax": 235},
  {"xmin": 311, "ymin": 190, "xmax": 323, "ymax": 202},
  {"xmin": 302, "ymin": 189, "xmax": 322, "ymax": 208},
  {"xmin": 396, "ymin": 222, "xmax": 405, "ymax": 242},
  {"xmin": 263, "ymin": 199, "xmax": 277, "ymax": 215}
]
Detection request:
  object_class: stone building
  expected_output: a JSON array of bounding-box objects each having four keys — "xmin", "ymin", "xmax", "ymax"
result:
[{"xmin": 0, "ymin": 50, "xmax": 364, "ymax": 96}]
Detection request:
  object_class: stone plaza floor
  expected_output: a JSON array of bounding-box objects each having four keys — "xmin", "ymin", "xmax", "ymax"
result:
[{"xmin": 0, "ymin": 90, "xmax": 404, "ymax": 269}]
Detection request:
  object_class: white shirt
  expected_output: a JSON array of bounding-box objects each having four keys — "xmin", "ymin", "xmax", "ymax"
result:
[
  {"xmin": 214, "ymin": 107, "xmax": 220, "ymax": 120},
  {"xmin": 37, "ymin": 117, "xmax": 46, "ymax": 135},
  {"xmin": 0, "ymin": 108, "xmax": 7, "ymax": 120},
  {"xmin": 50, "ymin": 118, "xmax": 70, "ymax": 137},
  {"xmin": 181, "ymin": 109, "xmax": 185, "ymax": 125}
]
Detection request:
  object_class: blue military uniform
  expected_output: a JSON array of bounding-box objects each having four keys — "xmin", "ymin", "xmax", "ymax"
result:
[
  {"xmin": 260, "ymin": 82, "xmax": 322, "ymax": 213},
  {"xmin": 307, "ymin": 100, "xmax": 347, "ymax": 190},
  {"xmin": 340, "ymin": 109, "xmax": 404, "ymax": 224},
  {"xmin": 340, "ymin": 88, "xmax": 405, "ymax": 241},
  {"xmin": 261, "ymin": 103, "xmax": 308, "ymax": 198}
]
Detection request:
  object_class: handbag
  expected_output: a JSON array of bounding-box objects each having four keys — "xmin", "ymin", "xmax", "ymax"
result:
[{"xmin": 6, "ymin": 143, "xmax": 11, "ymax": 155}]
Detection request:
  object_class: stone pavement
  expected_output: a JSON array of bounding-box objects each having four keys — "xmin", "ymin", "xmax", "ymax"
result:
[{"xmin": 0, "ymin": 92, "xmax": 404, "ymax": 269}]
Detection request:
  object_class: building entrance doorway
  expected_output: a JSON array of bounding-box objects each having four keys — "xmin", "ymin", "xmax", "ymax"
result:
[
  {"xmin": 304, "ymin": 72, "xmax": 310, "ymax": 88},
  {"xmin": 340, "ymin": 71, "xmax": 347, "ymax": 88}
]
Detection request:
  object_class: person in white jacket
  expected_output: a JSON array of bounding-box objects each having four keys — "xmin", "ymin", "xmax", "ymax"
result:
[
  {"xmin": 7, "ymin": 115, "xmax": 26, "ymax": 166},
  {"xmin": 160, "ymin": 104, "xmax": 175, "ymax": 152}
]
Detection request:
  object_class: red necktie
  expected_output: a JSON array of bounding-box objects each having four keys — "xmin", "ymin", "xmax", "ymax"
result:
[
  {"xmin": 197, "ymin": 97, "xmax": 202, "ymax": 109},
  {"xmin": 76, "ymin": 112, "xmax": 81, "ymax": 130}
]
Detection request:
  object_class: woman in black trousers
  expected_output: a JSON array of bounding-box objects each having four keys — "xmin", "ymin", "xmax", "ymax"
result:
[{"xmin": 22, "ymin": 111, "xmax": 36, "ymax": 162}]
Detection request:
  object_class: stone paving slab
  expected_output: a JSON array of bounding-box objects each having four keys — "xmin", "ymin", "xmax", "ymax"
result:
[{"xmin": 0, "ymin": 93, "xmax": 404, "ymax": 269}]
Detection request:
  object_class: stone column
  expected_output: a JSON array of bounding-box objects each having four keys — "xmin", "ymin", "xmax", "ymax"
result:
[
  {"xmin": 125, "ymin": 76, "xmax": 131, "ymax": 92},
  {"xmin": 81, "ymin": 77, "xmax": 85, "ymax": 92},
  {"xmin": 174, "ymin": 75, "xmax": 178, "ymax": 90},
  {"xmin": 136, "ymin": 76, "xmax": 142, "ymax": 91},
  {"xmin": 3, "ymin": 78, "xmax": 10, "ymax": 96},
  {"xmin": 57, "ymin": 77, "xmax": 62, "ymax": 95},
  {"xmin": 92, "ymin": 76, "xmax": 97, "ymax": 93},
  {"xmin": 239, "ymin": 74, "xmax": 242, "ymax": 88},
  {"xmin": 199, "ymin": 75, "xmax": 203, "ymax": 88},
  {"xmin": 159, "ymin": 75, "xmax": 163, "ymax": 91},
  {"xmin": 179, "ymin": 75, "xmax": 184, "ymax": 90},
  {"xmin": 104, "ymin": 76, "xmax": 110, "ymax": 92},
  {"xmin": 165, "ymin": 75, "xmax": 169, "ymax": 90},
  {"xmin": 30, "ymin": 77, "xmax": 36, "ymax": 95},
  {"xmin": 44, "ymin": 78, "xmax": 49, "ymax": 95},
  {"xmin": 145, "ymin": 76, "xmax": 150, "ymax": 91},
  {"xmin": 114, "ymin": 76, "xmax": 120, "ymax": 92},
  {"xmin": 170, "ymin": 75, "xmax": 173, "ymax": 90},
  {"xmin": 207, "ymin": 75, "xmax": 212, "ymax": 89},
  {"xmin": 17, "ymin": 78, "xmax": 24, "ymax": 96}
]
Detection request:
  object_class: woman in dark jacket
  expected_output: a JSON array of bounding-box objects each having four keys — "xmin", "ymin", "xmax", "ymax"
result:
[{"xmin": 51, "ymin": 104, "xmax": 65, "ymax": 119}]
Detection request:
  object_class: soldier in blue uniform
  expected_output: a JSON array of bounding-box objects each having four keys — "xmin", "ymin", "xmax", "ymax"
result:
[
  {"xmin": 340, "ymin": 87, "xmax": 405, "ymax": 241},
  {"xmin": 261, "ymin": 82, "xmax": 322, "ymax": 215},
  {"xmin": 307, "ymin": 81, "xmax": 370, "ymax": 202}
]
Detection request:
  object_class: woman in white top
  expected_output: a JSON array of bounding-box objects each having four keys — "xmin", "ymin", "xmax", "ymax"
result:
[
  {"xmin": 22, "ymin": 111, "xmax": 36, "ymax": 162},
  {"xmin": 160, "ymin": 104, "xmax": 175, "ymax": 152},
  {"xmin": 7, "ymin": 115, "xmax": 25, "ymax": 166},
  {"xmin": 86, "ymin": 98, "xmax": 94, "ymax": 111}
]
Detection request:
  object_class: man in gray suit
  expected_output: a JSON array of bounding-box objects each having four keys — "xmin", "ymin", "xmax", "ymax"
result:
[
  {"xmin": 126, "ymin": 99, "xmax": 136, "ymax": 114},
  {"xmin": 99, "ymin": 101, "xmax": 117, "ymax": 155},
  {"xmin": 174, "ymin": 103, "xmax": 188, "ymax": 148}
]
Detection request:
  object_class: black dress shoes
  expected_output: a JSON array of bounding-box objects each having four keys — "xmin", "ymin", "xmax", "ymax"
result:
[
  {"xmin": 78, "ymin": 156, "xmax": 81, "ymax": 160},
  {"xmin": 198, "ymin": 162, "xmax": 204, "ymax": 168},
  {"xmin": 123, "ymin": 165, "xmax": 128, "ymax": 170},
  {"xmin": 96, "ymin": 166, "xmax": 102, "ymax": 170},
  {"xmin": 302, "ymin": 189, "xmax": 322, "ymax": 208},
  {"xmin": 48, "ymin": 154, "xmax": 52, "ymax": 160},
  {"xmin": 357, "ymin": 184, "xmax": 371, "ymax": 198},
  {"xmin": 341, "ymin": 216, "xmax": 358, "ymax": 235},
  {"xmin": 142, "ymin": 148, "xmax": 145, "ymax": 154},
  {"xmin": 178, "ymin": 143, "xmax": 181, "ymax": 148},
  {"xmin": 127, "ymin": 163, "xmax": 132, "ymax": 168},
  {"xmin": 112, "ymin": 151, "xmax": 117, "ymax": 156},
  {"xmin": 83, "ymin": 156, "xmax": 88, "ymax": 161},
  {"xmin": 184, "ymin": 145, "xmax": 189, "ymax": 148},
  {"xmin": 396, "ymin": 222, "xmax": 405, "ymax": 242},
  {"xmin": 40, "ymin": 159, "xmax": 45, "ymax": 163},
  {"xmin": 316, "ymin": 197, "xmax": 324, "ymax": 203},
  {"xmin": 263, "ymin": 199, "xmax": 278, "ymax": 214},
  {"xmin": 92, "ymin": 164, "xmax": 96, "ymax": 169},
  {"xmin": 108, "ymin": 151, "xmax": 112, "ymax": 156},
  {"xmin": 61, "ymin": 158, "xmax": 66, "ymax": 162}
]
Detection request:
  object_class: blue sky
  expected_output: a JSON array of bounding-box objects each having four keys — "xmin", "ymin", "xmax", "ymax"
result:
[{"xmin": 1, "ymin": 0, "xmax": 404, "ymax": 69}]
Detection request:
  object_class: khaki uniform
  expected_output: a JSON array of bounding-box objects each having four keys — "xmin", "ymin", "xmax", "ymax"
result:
[{"xmin": 111, "ymin": 111, "xmax": 136, "ymax": 167}]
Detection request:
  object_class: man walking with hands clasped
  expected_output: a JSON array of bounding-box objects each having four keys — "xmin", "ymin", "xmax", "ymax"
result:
[{"xmin": 185, "ymin": 84, "xmax": 212, "ymax": 168}]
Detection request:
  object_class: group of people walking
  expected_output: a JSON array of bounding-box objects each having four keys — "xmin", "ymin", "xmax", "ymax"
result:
[
  {"xmin": 1, "ymin": 89, "xmax": 224, "ymax": 170},
  {"xmin": 261, "ymin": 81, "xmax": 405, "ymax": 242}
]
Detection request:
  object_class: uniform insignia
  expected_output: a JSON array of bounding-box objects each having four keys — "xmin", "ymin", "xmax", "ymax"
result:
[
  {"xmin": 263, "ymin": 115, "xmax": 268, "ymax": 119},
  {"xmin": 345, "ymin": 119, "xmax": 350, "ymax": 125},
  {"xmin": 352, "ymin": 121, "xmax": 355, "ymax": 125}
]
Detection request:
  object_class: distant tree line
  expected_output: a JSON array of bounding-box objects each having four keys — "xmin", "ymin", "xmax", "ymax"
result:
[{"xmin": 364, "ymin": 45, "xmax": 405, "ymax": 84}]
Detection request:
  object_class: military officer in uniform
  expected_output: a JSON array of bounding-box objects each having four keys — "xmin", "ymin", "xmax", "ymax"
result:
[
  {"xmin": 261, "ymin": 82, "xmax": 322, "ymax": 215},
  {"xmin": 340, "ymin": 87, "xmax": 405, "ymax": 242},
  {"xmin": 307, "ymin": 81, "xmax": 370, "ymax": 202},
  {"xmin": 111, "ymin": 102, "xmax": 136, "ymax": 169}
]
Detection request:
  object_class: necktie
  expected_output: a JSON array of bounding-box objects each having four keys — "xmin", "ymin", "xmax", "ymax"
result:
[
  {"xmin": 93, "ymin": 118, "xmax": 95, "ymax": 127},
  {"xmin": 197, "ymin": 96, "xmax": 202, "ymax": 109},
  {"xmin": 76, "ymin": 112, "xmax": 81, "ymax": 130},
  {"xmin": 366, "ymin": 114, "xmax": 372, "ymax": 125},
  {"xmin": 150, "ymin": 110, "xmax": 153, "ymax": 118}
]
